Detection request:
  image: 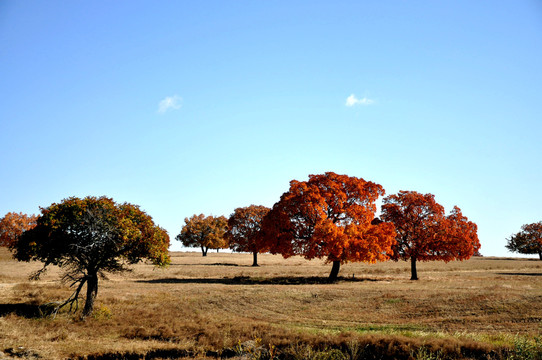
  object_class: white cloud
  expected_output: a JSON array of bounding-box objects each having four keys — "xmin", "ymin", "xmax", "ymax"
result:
[
  {"xmin": 345, "ymin": 94, "xmax": 374, "ymax": 107},
  {"xmin": 158, "ymin": 95, "xmax": 183, "ymax": 113}
]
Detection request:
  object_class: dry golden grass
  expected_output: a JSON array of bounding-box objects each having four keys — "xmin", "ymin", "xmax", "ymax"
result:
[{"xmin": 1, "ymin": 248, "xmax": 541, "ymax": 359}]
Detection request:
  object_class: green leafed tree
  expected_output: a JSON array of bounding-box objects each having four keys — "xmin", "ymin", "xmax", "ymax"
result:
[
  {"xmin": 12, "ymin": 196, "xmax": 170, "ymax": 317},
  {"xmin": 176, "ymin": 214, "xmax": 228, "ymax": 256},
  {"xmin": 506, "ymin": 221, "xmax": 542, "ymax": 259}
]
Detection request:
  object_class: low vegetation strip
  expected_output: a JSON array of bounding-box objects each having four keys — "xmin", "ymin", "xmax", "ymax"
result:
[{"xmin": 63, "ymin": 336, "xmax": 537, "ymax": 360}]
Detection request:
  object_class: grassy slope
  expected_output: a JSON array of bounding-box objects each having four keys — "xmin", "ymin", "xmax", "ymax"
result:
[{"xmin": 0, "ymin": 248, "xmax": 541, "ymax": 358}]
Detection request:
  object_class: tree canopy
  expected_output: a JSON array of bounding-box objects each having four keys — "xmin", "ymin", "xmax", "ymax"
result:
[
  {"xmin": 381, "ymin": 190, "xmax": 480, "ymax": 280},
  {"xmin": 176, "ymin": 214, "xmax": 228, "ymax": 256},
  {"xmin": 261, "ymin": 172, "xmax": 396, "ymax": 280},
  {"xmin": 506, "ymin": 221, "xmax": 542, "ymax": 259},
  {"xmin": 226, "ymin": 205, "xmax": 270, "ymax": 266},
  {"xmin": 0, "ymin": 212, "xmax": 37, "ymax": 247},
  {"xmin": 12, "ymin": 196, "xmax": 170, "ymax": 317}
]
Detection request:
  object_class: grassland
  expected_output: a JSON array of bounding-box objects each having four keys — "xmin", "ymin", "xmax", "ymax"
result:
[{"xmin": 1, "ymin": 248, "xmax": 541, "ymax": 359}]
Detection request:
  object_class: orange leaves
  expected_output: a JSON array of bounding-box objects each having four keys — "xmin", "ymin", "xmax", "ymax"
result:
[
  {"xmin": 0, "ymin": 212, "xmax": 37, "ymax": 247},
  {"xmin": 226, "ymin": 205, "xmax": 270, "ymax": 254},
  {"xmin": 261, "ymin": 172, "xmax": 395, "ymax": 266},
  {"xmin": 176, "ymin": 214, "xmax": 228, "ymax": 253},
  {"xmin": 347, "ymin": 221, "xmax": 396, "ymax": 264},
  {"xmin": 381, "ymin": 191, "xmax": 480, "ymax": 263}
]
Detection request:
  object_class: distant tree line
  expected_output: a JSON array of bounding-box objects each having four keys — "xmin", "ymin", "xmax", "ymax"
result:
[{"xmin": 2, "ymin": 171, "xmax": 538, "ymax": 318}]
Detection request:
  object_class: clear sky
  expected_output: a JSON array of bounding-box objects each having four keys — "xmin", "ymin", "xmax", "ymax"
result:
[{"xmin": 1, "ymin": 1, "xmax": 541, "ymax": 256}]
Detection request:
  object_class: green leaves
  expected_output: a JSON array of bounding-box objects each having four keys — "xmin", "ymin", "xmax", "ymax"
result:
[{"xmin": 13, "ymin": 196, "xmax": 170, "ymax": 275}]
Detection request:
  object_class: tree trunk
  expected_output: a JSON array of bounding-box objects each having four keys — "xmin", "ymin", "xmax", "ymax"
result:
[
  {"xmin": 217, "ymin": 248, "xmax": 219, "ymax": 253},
  {"xmin": 539, "ymin": 252, "xmax": 542, "ymax": 260},
  {"xmin": 410, "ymin": 257, "xmax": 418, "ymax": 280},
  {"xmin": 82, "ymin": 273, "xmax": 98, "ymax": 317},
  {"xmin": 329, "ymin": 261, "xmax": 340, "ymax": 281},
  {"xmin": 201, "ymin": 246, "xmax": 208, "ymax": 257},
  {"xmin": 252, "ymin": 252, "xmax": 259, "ymax": 267}
]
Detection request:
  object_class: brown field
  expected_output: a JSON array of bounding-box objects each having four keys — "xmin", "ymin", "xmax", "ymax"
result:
[{"xmin": 1, "ymin": 248, "xmax": 541, "ymax": 359}]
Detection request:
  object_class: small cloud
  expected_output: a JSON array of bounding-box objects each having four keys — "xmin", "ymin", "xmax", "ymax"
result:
[
  {"xmin": 158, "ymin": 95, "xmax": 183, "ymax": 113},
  {"xmin": 345, "ymin": 94, "xmax": 374, "ymax": 107}
]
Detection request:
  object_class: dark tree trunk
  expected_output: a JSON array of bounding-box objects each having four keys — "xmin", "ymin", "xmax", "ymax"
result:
[
  {"xmin": 539, "ymin": 252, "xmax": 542, "ymax": 260},
  {"xmin": 410, "ymin": 257, "xmax": 418, "ymax": 280},
  {"xmin": 201, "ymin": 246, "xmax": 208, "ymax": 257},
  {"xmin": 252, "ymin": 252, "xmax": 259, "ymax": 267},
  {"xmin": 329, "ymin": 261, "xmax": 341, "ymax": 281},
  {"xmin": 82, "ymin": 273, "xmax": 98, "ymax": 317}
]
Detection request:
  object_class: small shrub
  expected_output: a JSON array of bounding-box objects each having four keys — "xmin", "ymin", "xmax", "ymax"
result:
[
  {"xmin": 412, "ymin": 346, "xmax": 444, "ymax": 360},
  {"xmin": 282, "ymin": 344, "xmax": 347, "ymax": 360},
  {"xmin": 92, "ymin": 305, "xmax": 112, "ymax": 320},
  {"xmin": 507, "ymin": 336, "xmax": 542, "ymax": 360}
]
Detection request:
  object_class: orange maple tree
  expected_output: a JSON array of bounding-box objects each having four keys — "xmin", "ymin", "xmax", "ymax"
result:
[
  {"xmin": 0, "ymin": 212, "xmax": 37, "ymax": 247},
  {"xmin": 176, "ymin": 214, "xmax": 228, "ymax": 256},
  {"xmin": 381, "ymin": 191, "xmax": 480, "ymax": 280},
  {"xmin": 261, "ymin": 172, "xmax": 396, "ymax": 280},
  {"xmin": 226, "ymin": 205, "xmax": 270, "ymax": 266}
]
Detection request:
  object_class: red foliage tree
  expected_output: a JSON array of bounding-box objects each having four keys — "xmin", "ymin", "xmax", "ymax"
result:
[
  {"xmin": 506, "ymin": 222, "xmax": 542, "ymax": 259},
  {"xmin": 0, "ymin": 212, "xmax": 37, "ymax": 247},
  {"xmin": 261, "ymin": 172, "xmax": 396, "ymax": 281},
  {"xmin": 226, "ymin": 205, "xmax": 270, "ymax": 266},
  {"xmin": 381, "ymin": 191, "xmax": 480, "ymax": 280}
]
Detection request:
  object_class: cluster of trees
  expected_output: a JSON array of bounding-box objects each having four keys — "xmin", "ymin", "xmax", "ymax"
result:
[
  {"xmin": 1, "ymin": 171, "xmax": 539, "ymax": 317},
  {"xmin": 176, "ymin": 206, "xmax": 270, "ymax": 266},
  {"xmin": 177, "ymin": 172, "xmax": 481, "ymax": 281}
]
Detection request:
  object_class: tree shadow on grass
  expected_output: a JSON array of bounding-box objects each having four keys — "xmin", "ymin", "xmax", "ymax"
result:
[
  {"xmin": 496, "ymin": 272, "xmax": 542, "ymax": 277},
  {"xmin": 0, "ymin": 302, "xmax": 67, "ymax": 319},
  {"xmin": 137, "ymin": 275, "xmax": 378, "ymax": 285},
  {"xmin": 170, "ymin": 263, "xmax": 255, "ymax": 267},
  {"xmin": 478, "ymin": 257, "xmax": 542, "ymax": 261},
  {"xmin": 0, "ymin": 303, "xmax": 43, "ymax": 318}
]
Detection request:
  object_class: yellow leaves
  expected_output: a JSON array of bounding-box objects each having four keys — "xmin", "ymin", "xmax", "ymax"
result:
[
  {"xmin": 13, "ymin": 196, "xmax": 170, "ymax": 267},
  {"xmin": 176, "ymin": 214, "xmax": 228, "ymax": 250}
]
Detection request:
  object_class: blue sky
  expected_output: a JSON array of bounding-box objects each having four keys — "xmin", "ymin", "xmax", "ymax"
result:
[{"xmin": 1, "ymin": 1, "xmax": 541, "ymax": 256}]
